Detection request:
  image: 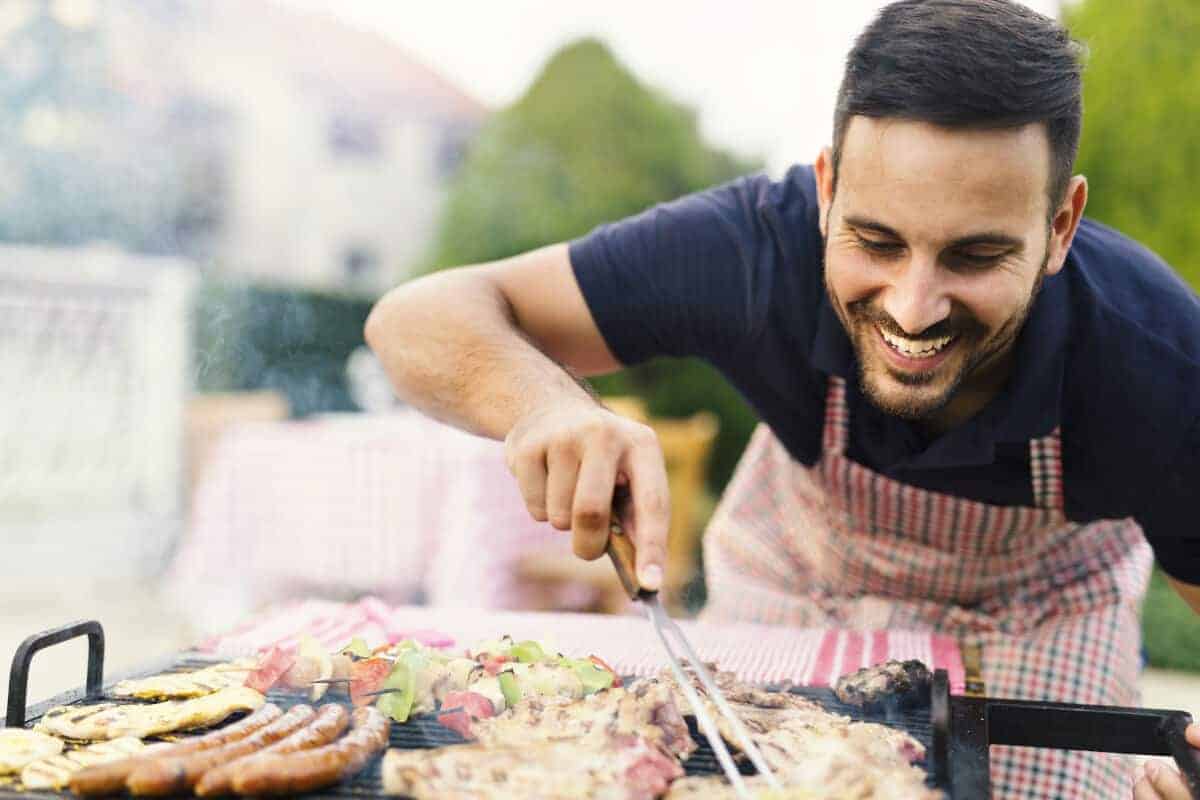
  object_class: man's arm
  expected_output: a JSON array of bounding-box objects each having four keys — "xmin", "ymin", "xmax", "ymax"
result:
[
  {"xmin": 364, "ymin": 243, "xmax": 669, "ymax": 590},
  {"xmin": 1165, "ymin": 575, "xmax": 1200, "ymax": 616}
]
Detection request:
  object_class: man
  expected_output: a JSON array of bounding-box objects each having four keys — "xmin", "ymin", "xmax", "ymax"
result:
[{"xmin": 365, "ymin": 1, "xmax": 1200, "ymax": 797}]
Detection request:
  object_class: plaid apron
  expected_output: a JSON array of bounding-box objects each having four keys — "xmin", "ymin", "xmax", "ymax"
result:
[{"xmin": 702, "ymin": 376, "xmax": 1152, "ymax": 798}]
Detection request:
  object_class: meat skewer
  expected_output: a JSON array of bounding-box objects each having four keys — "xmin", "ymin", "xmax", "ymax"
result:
[
  {"xmin": 230, "ymin": 706, "xmax": 391, "ymax": 796},
  {"xmin": 193, "ymin": 704, "xmax": 351, "ymax": 797},
  {"xmin": 126, "ymin": 705, "xmax": 316, "ymax": 796},
  {"xmin": 69, "ymin": 704, "xmax": 283, "ymax": 797}
]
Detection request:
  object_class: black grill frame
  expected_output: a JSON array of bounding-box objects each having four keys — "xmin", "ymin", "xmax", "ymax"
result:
[
  {"xmin": 2, "ymin": 621, "xmax": 942, "ymax": 798},
  {"xmin": 8, "ymin": 619, "xmax": 1200, "ymax": 799}
]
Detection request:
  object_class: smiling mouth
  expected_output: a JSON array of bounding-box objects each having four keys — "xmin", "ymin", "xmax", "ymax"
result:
[{"xmin": 876, "ymin": 325, "xmax": 958, "ymax": 361}]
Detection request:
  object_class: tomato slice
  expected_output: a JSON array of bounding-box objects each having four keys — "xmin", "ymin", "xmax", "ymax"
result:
[
  {"xmin": 442, "ymin": 690, "xmax": 495, "ymax": 719},
  {"xmin": 349, "ymin": 657, "xmax": 393, "ymax": 707},
  {"xmin": 244, "ymin": 646, "xmax": 296, "ymax": 693},
  {"xmin": 437, "ymin": 709, "xmax": 473, "ymax": 738},
  {"xmin": 479, "ymin": 653, "xmax": 512, "ymax": 676}
]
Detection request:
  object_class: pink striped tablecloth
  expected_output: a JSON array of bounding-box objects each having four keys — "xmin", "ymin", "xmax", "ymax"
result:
[
  {"xmin": 169, "ymin": 411, "xmax": 576, "ymax": 634},
  {"xmin": 196, "ymin": 597, "xmax": 965, "ymax": 691}
]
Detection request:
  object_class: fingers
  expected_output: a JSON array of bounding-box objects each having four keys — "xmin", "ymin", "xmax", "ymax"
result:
[
  {"xmin": 1186, "ymin": 723, "xmax": 1200, "ymax": 749},
  {"xmin": 545, "ymin": 444, "xmax": 580, "ymax": 531},
  {"xmin": 622, "ymin": 426, "xmax": 671, "ymax": 591},
  {"xmin": 1134, "ymin": 774, "xmax": 1161, "ymax": 800},
  {"xmin": 505, "ymin": 431, "xmax": 548, "ymax": 523},
  {"xmin": 1144, "ymin": 759, "xmax": 1191, "ymax": 800},
  {"xmin": 571, "ymin": 440, "xmax": 621, "ymax": 561}
]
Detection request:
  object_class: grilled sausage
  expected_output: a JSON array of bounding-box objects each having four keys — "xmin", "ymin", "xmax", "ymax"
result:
[
  {"xmin": 69, "ymin": 704, "xmax": 283, "ymax": 797},
  {"xmin": 230, "ymin": 706, "xmax": 390, "ymax": 796},
  {"xmin": 126, "ymin": 705, "xmax": 315, "ymax": 796},
  {"xmin": 193, "ymin": 704, "xmax": 350, "ymax": 797}
]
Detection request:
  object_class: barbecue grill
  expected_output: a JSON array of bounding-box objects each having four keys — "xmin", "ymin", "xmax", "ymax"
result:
[{"xmin": 4, "ymin": 620, "xmax": 1200, "ymax": 798}]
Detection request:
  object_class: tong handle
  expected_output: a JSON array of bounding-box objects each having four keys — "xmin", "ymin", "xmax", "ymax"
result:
[{"xmin": 606, "ymin": 518, "xmax": 646, "ymax": 601}]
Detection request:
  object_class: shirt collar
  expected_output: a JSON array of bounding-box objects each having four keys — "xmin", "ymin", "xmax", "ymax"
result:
[{"xmin": 810, "ymin": 266, "xmax": 1070, "ymax": 468}]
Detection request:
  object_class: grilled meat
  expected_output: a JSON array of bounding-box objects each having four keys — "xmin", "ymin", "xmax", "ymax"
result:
[
  {"xmin": 834, "ymin": 660, "xmax": 932, "ymax": 710},
  {"xmin": 382, "ymin": 736, "xmax": 683, "ymax": 799},
  {"xmin": 654, "ymin": 663, "xmax": 925, "ymax": 769},
  {"xmin": 68, "ymin": 703, "xmax": 281, "ymax": 796},
  {"xmin": 194, "ymin": 703, "xmax": 350, "ymax": 797},
  {"xmin": 126, "ymin": 704, "xmax": 315, "ymax": 796},
  {"xmin": 467, "ymin": 680, "xmax": 696, "ymax": 760},
  {"xmin": 229, "ymin": 706, "xmax": 390, "ymax": 796}
]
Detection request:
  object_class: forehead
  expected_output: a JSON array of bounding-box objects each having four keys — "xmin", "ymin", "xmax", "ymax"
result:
[{"xmin": 836, "ymin": 117, "xmax": 1051, "ymax": 237}]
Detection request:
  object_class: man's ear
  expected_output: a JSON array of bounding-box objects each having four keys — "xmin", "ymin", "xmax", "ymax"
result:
[
  {"xmin": 1045, "ymin": 175, "xmax": 1088, "ymax": 277},
  {"xmin": 813, "ymin": 147, "xmax": 835, "ymax": 237}
]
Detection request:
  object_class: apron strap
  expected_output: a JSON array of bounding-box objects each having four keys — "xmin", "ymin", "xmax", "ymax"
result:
[
  {"xmin": 822, "ymin": 376, "xmax": 850, "ymax": 455},
  {"xmin": 1029, "ymin": 427, "xmax": 1065, "ymax": 511}
]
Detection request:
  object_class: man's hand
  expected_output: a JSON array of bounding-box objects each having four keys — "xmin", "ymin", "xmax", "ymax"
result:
[
  {"xmin": 504, "ymin": 401, "xmax": 670, "ymax": 591},
  {"xmin": 1133, "ymin": 724, "xmax": 1200, "ymax": 799}
]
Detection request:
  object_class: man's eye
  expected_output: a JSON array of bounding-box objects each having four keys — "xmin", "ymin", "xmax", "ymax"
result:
[
  {"xmin": 950, "ymin": 251, "xmax": 1006, "ymax": 269},
  {"xmin": 858, "ymin": 237, "xmax": 903, "ymax": 255}
]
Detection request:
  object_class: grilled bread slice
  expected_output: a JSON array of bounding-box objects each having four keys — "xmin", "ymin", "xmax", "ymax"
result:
[
  {"xmin": 35, "ymin": 687, "xmax": 265, "ymax": 741},
  {"xmin": 19, "ymin": 737, "xmax": 144, "ymax": 789}
]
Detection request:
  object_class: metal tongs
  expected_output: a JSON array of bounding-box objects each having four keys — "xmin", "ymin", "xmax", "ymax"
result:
[{"xmin": 606, "ymin": 510, "xmax": 782, "ymax": 798}]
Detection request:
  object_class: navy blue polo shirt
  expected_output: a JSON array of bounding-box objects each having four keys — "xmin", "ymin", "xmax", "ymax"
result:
[{"xmin": 569, "ymin": 165, "xmax": 1200, "ymax": 583}]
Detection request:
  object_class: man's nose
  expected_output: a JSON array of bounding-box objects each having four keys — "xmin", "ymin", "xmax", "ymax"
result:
[{"xmin": 881, "ymin": 255, "xmax": 951, "ymax": 335}]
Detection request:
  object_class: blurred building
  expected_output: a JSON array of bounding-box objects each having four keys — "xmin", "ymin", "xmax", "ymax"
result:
[{"xmin": 0, "ymin": 0, "xmax": 486, "ymax": 294}]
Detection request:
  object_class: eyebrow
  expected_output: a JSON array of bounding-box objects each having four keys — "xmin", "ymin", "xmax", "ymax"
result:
[{"xmin": 843, "ymin": 216, "xmax": 1025, "ymax": 249}]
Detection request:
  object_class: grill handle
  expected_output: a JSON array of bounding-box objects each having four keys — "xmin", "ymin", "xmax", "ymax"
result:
[{"xmin": 5, "ymin": 619, "xmax": 105, "ymax": 728}]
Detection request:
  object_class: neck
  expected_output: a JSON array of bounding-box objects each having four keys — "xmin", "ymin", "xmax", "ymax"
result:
[{"xmin": 921, "ymin": 350, "xmax": 1015, "ymax": 436}]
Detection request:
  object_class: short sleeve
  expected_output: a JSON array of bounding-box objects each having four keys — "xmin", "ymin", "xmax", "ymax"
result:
[
  {"xmin": 568, "ymin": 173, "xmax": 812, "ymax": 367},
  {"xmin": 1138, "ymin": 414, "xmax": 1200, "ymax": 584}
]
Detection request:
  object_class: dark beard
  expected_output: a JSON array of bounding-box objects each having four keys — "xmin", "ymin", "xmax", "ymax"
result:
[{"xmin": 824, "ymin": 250, "xmax": 1048, "ymax": 422}]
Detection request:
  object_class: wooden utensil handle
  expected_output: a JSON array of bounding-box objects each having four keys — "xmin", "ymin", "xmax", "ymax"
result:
[{"xmin": 606, "ymin": 519, "xmax": 645, "ymax": 601}]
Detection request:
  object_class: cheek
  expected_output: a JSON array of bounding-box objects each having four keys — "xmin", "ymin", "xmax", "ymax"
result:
[
  {"xmin": 825, "ymin": 246, "xmax": 885, "ymax": 306},
  {"xmin": 956, "ymin": 278, "xmax": 1030, "ymax": 331}
]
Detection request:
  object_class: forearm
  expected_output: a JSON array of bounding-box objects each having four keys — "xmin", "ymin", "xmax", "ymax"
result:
[
  {"xmin": 1166, "ymin": 575, "xmax": 1200, "ymax": 617},
  {"xmin": 364, "ymin": 268, "xmax": 597, "ymax": 440}
]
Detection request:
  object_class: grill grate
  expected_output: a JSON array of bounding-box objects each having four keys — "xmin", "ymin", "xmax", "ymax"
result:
[{"xmin": 1, "ymin": 656, "xmax": 942, "ymax": 798}]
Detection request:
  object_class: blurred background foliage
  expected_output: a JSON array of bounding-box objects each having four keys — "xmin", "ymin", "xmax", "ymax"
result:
[
  {"xmin": 1067, "ymin": 0, "xmax": 1200, "ymax": 669},
  {"xmin": 1068, "ymin": 0, "xmax": 1199, "ymax": 285},
  {"xmin": 428, "ymin": 37, "xmax": 763, "ymax": 491}
]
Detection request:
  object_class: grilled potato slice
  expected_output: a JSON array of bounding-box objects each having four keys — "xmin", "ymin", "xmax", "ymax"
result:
[
  {"xmin": 35, "ymin": 687, "xmax": 265, "ymax": 741},
  {"xmin": 19, "ymin": 737, "xmax": 144, "ymax": 789},
  {"xmin": 0, "ymin": 730, "xmax": 64, "ymax": 775}
]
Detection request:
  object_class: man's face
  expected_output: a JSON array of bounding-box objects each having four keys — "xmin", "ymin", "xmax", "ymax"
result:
[{"xmin": 817, "ymin": 117, "xmax": 1063, "ymax": 422}]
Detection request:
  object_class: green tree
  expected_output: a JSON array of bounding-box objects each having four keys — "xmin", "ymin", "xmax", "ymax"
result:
[
  {"xmin": 430, "ymin": 38, "xmax": 762, "ymax": 490},
  {"xmin": 1068, "ymin": 0, "xmax": 1200, "ymax": 285}
]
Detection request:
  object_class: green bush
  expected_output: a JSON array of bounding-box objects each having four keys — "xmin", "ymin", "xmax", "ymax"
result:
[
  {"xmin": 1069, "ymin": 0, "xmax": 1200, "ymax": 285},
  {"xmin": 193, "ymin": 280, "xmax": 373, "ymax": 415},
  {"xmin": 1142, "ymin": 569, "xmax": 1200, "ymax": 672}
]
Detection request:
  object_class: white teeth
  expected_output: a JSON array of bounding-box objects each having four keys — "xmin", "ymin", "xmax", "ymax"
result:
[{"xmin": 879, "ymin": 327, "xmax": 954, "ymax": 358}]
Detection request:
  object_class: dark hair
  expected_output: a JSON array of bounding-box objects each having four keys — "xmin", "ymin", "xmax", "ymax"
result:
[{"xmin": 833, "ymin": 0, "xmax": 1085, "ymax": 213}]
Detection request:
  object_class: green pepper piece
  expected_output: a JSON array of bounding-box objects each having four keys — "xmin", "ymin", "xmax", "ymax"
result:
[
  {"xmin": 376, "ymin": 658, "xmax": 417, "ymax": 723},
  {"xmin": 341, "ymin": 637, "xmax": 372, "ymax": 659},
  {"xmin": 510, "ymin": 640, "xmax": 545, "ymax": 663},
  {"xmin": 498, "ymin": 670, "xmax": 522, "ymax": 707},
  {"xmin": 571, "ymin": 660, "xmax": 615, "ymax": 695}
]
